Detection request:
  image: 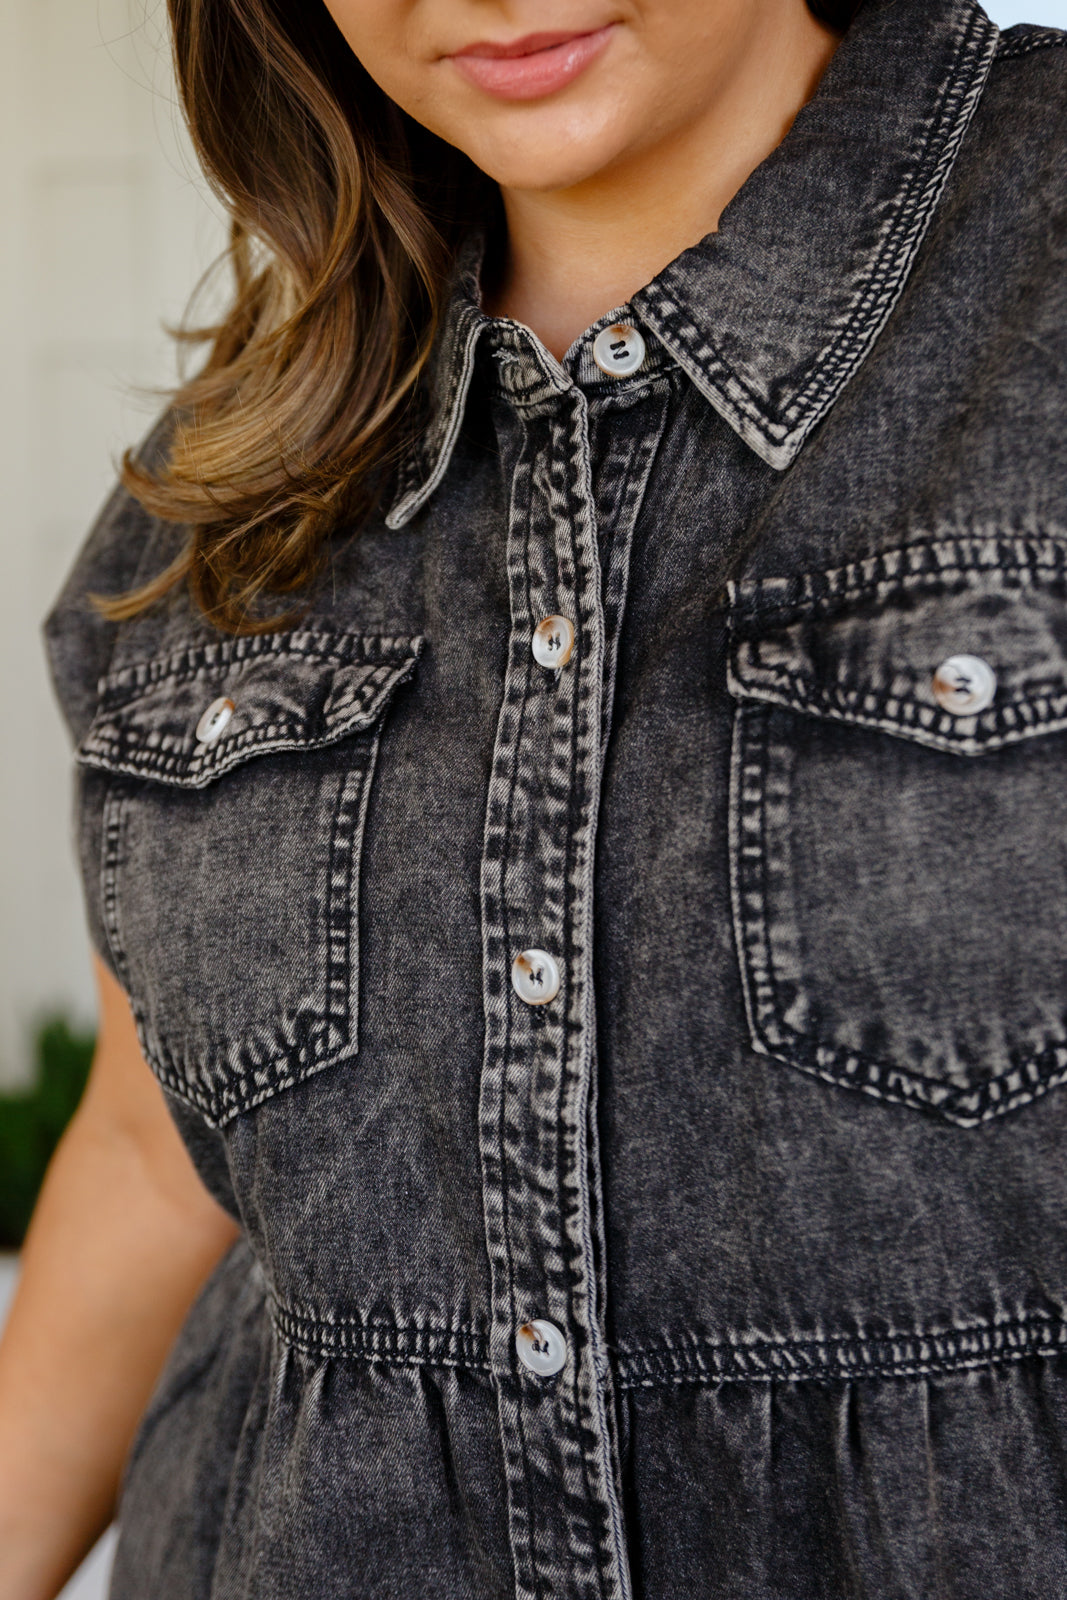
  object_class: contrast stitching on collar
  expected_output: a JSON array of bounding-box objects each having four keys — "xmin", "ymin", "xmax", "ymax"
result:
[
  {"xmin": 386, "ymin": 281, "xmax": 573, "ymax": 529},
  {"xmin": 386, "ymin": 0, "xmax": 1003, "ymax": 519},
  {"xmin": 385, "ymin": 307, "xmax": 486, "ymax": 529},
  {"xmin": 995, "ymin": 28, "xmax": 1065, "ymax": 60},
  {"xmin": 633, "ymin": 1, "xmax": 999, "ymax": 470}
]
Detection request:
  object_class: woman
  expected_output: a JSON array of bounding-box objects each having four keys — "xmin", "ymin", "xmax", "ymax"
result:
[{"xmin": 2, "ymin": 0, "xmax": 1065, "ymax": 1594}]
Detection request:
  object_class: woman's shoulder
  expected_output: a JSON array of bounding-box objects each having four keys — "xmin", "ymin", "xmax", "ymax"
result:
[
  {"xmin": 41, "ymin": 407, "xmax": 188, "ymax": 748},
  {"xmin": 936, "ymin": 21, "xmax": 1067, "ymax": 315},
  {"xmin": 991, "ymin": 19, "xmax": 1066, "ymax": 68},
  {"xmin": 983, "ymin": 22, "xmax": 1067, "ymax": 148}
]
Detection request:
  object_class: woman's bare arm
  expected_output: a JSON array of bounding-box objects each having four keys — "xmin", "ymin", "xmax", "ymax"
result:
[{"xmin": 0, "ymin": 953, "xmax": 241, "ymax": 1600}]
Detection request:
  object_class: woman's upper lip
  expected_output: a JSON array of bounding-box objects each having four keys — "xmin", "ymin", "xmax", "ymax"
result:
[{"xmin": 449, "ymin": 30, "xmax": 603, "ymax": 60}]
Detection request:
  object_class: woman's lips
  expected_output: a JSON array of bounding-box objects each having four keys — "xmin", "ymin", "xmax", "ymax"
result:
[{"xmin": 448, "ymin": 26, "xmax": 615, "ymax": 101}]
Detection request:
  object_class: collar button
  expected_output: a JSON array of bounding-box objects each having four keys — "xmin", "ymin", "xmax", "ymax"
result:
[{"xmin": 592, "ymin": 322, "xmax": 646, "ymax": 377}]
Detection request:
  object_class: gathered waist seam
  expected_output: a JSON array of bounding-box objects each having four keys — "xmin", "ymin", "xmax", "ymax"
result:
[{"xmin": 266, "ymin": 1295, "xmax": 1067, "ymax": 1389}]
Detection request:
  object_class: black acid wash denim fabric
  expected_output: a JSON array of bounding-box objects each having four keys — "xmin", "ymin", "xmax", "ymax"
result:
[{"xmin": 40, "ymin": 1, "xmax": 1067, "ymax": 1595}]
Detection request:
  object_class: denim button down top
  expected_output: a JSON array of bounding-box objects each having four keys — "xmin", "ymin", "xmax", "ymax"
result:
[{"xmin": 41, "ymin": 2, "xmax": 1067, "ymax": 1595}]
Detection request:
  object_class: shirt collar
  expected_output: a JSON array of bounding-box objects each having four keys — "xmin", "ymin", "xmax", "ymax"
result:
[{"xmin": 386, "ymin": 0, "xmax": 999, "ymax": 529}]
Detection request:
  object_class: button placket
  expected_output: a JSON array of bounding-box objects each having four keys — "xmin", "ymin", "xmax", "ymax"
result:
[{"xmin": 476, "ymin": 385, "xmax": 632, "ymax": 1599}]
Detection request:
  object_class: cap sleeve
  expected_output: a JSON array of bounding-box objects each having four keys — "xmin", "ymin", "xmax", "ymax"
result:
[{"xmin": 41, "ymin": 407, "xmax": 182, "ymax": 748}]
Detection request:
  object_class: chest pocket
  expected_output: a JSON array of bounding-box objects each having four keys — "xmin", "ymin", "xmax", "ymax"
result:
[
  {"xmin": 78, "ymin": 629, "xmax": 424, "ymax": 1128},
  {"xmin": 726, "ymin": 537, "xmax": 1067, "ymax": 1127}
]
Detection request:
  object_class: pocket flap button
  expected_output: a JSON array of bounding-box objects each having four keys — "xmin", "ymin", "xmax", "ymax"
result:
[
  {"xmin": 592, "ymin": 322, "xmax": 646, "ymax": 377},
  {"xmin": 511, "ymin": 949, "xmax": 561, "ymax": 1006},
  {"xmin": 195, "ymin": 696, "xmax": 236, "ymax": 746},
  {"xmin": 532, "ymin": 615, "xmax": 575, "ymax": 670},
  {"xmin": 516, "ymin": 1319, "xmax": 567, "ymax": 1377},
  {"xmin": 931, "ymin": 655, "xmax": 997, "ymax": 716}
]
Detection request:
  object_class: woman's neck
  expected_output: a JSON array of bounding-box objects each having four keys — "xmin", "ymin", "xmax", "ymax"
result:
[{"xmin": 483, "ymin": 3, "xmax": 843, "ymax": 360}]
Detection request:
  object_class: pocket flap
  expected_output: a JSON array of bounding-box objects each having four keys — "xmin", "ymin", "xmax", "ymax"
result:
[
  {"xmin": 727, "ymin": 537, "xmax": 1067, "ymax": 754},
  {"xmin": 78, "ymin": 630, "xmax": 425, "ymax": 788}
]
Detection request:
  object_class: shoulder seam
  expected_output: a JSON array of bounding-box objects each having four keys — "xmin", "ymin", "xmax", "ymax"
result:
[{"xmin": 996, "ymin": 29, "xmax": 1066, "ymax": 62}]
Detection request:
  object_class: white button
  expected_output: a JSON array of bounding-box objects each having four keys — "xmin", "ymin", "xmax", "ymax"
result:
[
  {"xmin": 511, "ymin": 949, "xmax": 561, "ymax": 1006},
  {"xmin": 516, "ymin": 1319, "xmax": 567, "ymax": 1378},
  {"xmin": 195, "ymin": 696, "xmax": 235, "ymax": 745},
  {"xmin": 592, "ymin": 323, "xmax": 646, "ymax": 378},
  {"xmin": 532, "ymin": 615, "xmax": 575, "ymax": 670},
  {"xmin": 931, "ymin": 655, "xmax": 997, "ymax": 716}
]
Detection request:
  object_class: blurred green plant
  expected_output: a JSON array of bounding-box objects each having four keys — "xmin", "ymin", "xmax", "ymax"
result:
[{"xmin": 0, "ymin": 1017, "xmax": 96, "ymax": 1251}]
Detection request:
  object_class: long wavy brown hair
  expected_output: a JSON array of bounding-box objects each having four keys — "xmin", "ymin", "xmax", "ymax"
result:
[{"xmin": 100, "ymin": 0, "xmax": 861, "ymax": 633}]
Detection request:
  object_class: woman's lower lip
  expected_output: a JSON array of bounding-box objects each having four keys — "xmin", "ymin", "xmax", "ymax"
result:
[{"xmin": 449, "ymin": 27, "xmax": 615, "ymax": 101}]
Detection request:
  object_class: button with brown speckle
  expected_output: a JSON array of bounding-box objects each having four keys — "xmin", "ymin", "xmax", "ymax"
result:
[
  {"xmin": 195, "ymin": 696, "xmax": 235, "ymax": 746},
  {"xmin": 592, "ymin": 322, "xmax": 646, "ymax": 377},
  {"xmin": 510, "ymin": 949, "xmax": 561, "ymax": 1006},
  {"xmin": 931, "ymin": 655, "xmax": 996, "ymax": 716},
  {"xmin": 516, "ymin": 1319, "xmax": 567, "ymax": 1377},
  {"xmin": 532, "ymin": 615, "xmax": 575, "ymax": 670}
]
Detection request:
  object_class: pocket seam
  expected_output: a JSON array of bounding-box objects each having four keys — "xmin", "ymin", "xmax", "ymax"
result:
[
  {"xmin": 96, "ymin": 629, "xmax": 424, "ymax": 698},
  {"xmin": 101, "ymin": 782, "xmax": 133, "ymax": 993},
  {"xmin": 729, "ymin": 654, "xmax": 1067, "ymax": 757},
  {"xmin": 726, "ymin": 535, "xmax": 1067, "ymax": 622},
  {"xmin": 104, "ymin": 726, "xmax": 384, "ymax": 1128},
  {"xmin": 729, "ymin": 703, "xmax": 1067, "ymax": 1127},
  {"xmin": 80, "ymin": 653, "xmax": 421, "ymax": 789}
]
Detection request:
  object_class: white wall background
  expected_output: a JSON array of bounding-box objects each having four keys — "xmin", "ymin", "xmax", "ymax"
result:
[
  {"xmin": 995, "ymin": 0, "xmax": 1066, "ymax": 15},
  {"xmin": 0, "ymin": 0, "xmax": 226, "ymax": 1088}
]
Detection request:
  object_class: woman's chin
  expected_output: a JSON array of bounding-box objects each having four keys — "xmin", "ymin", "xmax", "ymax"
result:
[{"xmin": 458, "ymin": 120, "xmax": 634, "ymax": 196}]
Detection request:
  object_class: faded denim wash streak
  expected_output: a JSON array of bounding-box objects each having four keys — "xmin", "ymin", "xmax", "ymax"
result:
[{"xmin": 41, "ymin": 1, "xmax": 1067, "ymax": 1594}]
